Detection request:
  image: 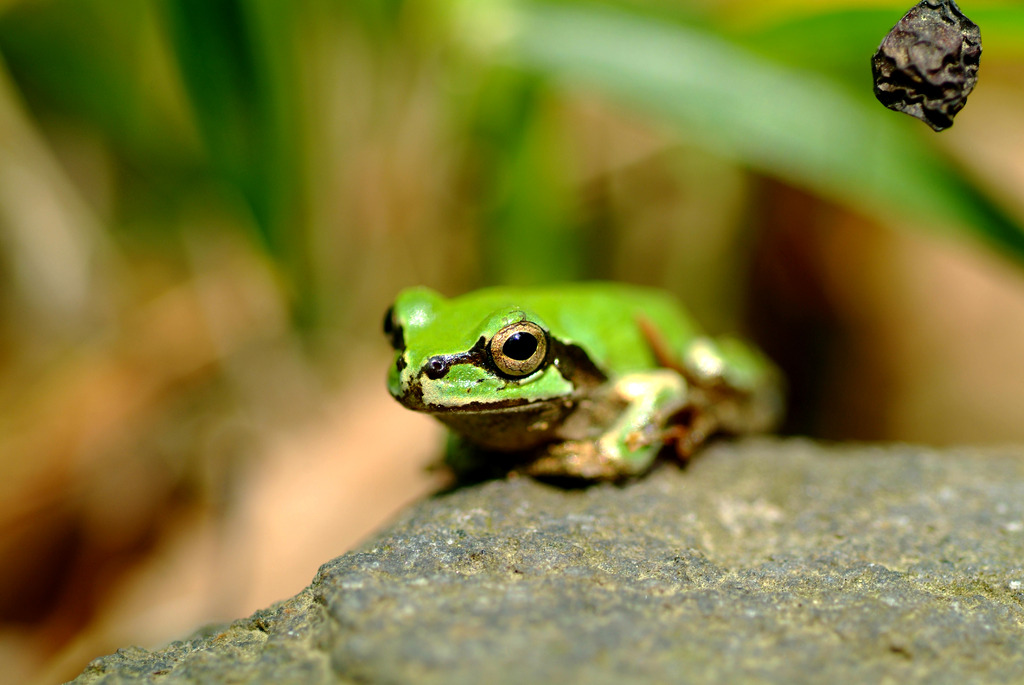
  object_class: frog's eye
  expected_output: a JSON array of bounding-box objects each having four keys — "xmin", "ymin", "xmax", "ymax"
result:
[
  {"xmin": 383, "ymin": 306, "xmax": 404, "ymax": 350},
  {"xmin": 489, "ymin": 321, "xmax": 548, "ymax": 377}
]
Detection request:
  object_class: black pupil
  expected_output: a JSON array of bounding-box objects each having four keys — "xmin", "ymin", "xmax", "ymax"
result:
[{"xmin": 502, "ymin": 332, "xmax": 538, "ymax": 361}]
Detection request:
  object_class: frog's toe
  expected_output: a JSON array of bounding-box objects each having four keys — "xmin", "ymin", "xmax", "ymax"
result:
[{"xmin": 525, "ymin": 441, "xmax": 624, "ymax": 480}]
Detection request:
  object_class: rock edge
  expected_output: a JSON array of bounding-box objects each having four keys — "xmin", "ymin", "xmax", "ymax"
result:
[{"xmin": 72, "ymin": 439, "xmax": 1024, "ymax": 684}]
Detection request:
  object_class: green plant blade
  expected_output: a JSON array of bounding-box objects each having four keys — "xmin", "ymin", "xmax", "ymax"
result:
[
  {"xmin": 160, "ymin": 0, "xmax": 314, "ymax": 321},
  {"xmin": 503, "ymin": 3, "xmax": 1024, "ymax": 263}
]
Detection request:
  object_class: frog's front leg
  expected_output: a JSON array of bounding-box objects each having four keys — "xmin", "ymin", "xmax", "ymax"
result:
[
  {"xmin": 527, "ymin": 369, "xmax": 689, "ymax": 480},
  {"xmin": 681, "ymin": 336, "xmax": 784, "ymax": 436}
]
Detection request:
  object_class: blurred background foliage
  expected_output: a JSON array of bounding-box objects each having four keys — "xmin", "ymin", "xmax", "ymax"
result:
[{"xmin": 3, "ymin": 0, "xmax": 1024, "ymax": 681}]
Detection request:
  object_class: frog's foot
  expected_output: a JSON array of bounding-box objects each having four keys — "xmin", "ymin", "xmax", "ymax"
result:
[
  {"xmin": 525, "ymin": 440, "xmax": 626, "ymax": 480},
  {"xmin": 661, "ymin": 407, "xmax": 719, "ymax": 459},
  {"xmin": 527, "ymin": 370, "xmax": 688, "ymax": 479}
]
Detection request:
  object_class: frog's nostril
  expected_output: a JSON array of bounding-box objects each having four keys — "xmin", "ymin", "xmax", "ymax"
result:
[{"xmin": 424, "ymin": 355, "xmax": 450, "ymax": 380}]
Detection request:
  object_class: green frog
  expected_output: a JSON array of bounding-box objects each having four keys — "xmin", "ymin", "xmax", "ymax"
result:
[{"xmin": 384, "ymin": 283, "xmax": 782, "ymax": 479}]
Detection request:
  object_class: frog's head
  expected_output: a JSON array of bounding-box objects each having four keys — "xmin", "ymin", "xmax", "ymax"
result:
[{"xmin": 384, "ymin": 287, "xmax": 577, "ymax": 413}]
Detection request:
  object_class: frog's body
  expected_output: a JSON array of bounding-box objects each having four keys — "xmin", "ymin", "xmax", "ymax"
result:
[{"xmin": 385, "ymin": 283, "xmax": 782, "ymax": 479}]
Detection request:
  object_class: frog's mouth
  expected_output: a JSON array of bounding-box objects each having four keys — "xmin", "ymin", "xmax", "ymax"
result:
[
  {"xmin": 429, "ymin": 396, "xmax": 579, "ymax": 452},
  {"xmin": 395, "ymin": 377, "xmax": 561, "ymax": 414}
]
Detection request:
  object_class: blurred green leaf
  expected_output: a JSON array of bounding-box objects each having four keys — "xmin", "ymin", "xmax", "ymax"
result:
[
  {"xmin": 0, "ymin": 1, "xmax": 192, "ymax": 163},
  {"xmin": 736, "ymin": 7, "xmax": 1024, "ymax": 84},
  {"xmin": 343, "ymin": 0, "xmax": 407, "ymax": 37},
  {"xmin": 505, "ymin": 3, "xmax": 1024, "ymax": 264},
  {"xmin": 161, "ymin": 0, "xmax": 312, "ymax": 319},
  {"xmin": 974, "ymin": 7, "xmax": 1024, "ymax": 57},
  {"xmin": 734, "ymin": 9, "xmax": 898, "ymax": 84},
  {"xmin": 464, "ymin": 68, "xmax": 584, "ymax": 285}
]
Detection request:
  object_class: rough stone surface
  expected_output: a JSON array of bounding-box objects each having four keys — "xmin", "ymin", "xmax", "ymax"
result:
[{"xmin": 72, "ymin": 439, "xmax": 1024, "ymax": 684}]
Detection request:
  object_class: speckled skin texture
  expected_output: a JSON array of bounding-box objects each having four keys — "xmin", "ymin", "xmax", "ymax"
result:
[{"xmin": 72, "ymin": 439, "xmax": 1024, "ymax": 684}]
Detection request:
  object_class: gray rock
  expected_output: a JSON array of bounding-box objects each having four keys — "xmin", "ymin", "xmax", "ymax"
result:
[{"xmin": 71, "ymin": 439, "xmax": 1024, "ymax": 684}]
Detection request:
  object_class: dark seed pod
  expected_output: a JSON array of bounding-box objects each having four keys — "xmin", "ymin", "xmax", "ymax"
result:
[{"xmin": 871, "ymin": 0, "xmax": 981, "ymax": 132}]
